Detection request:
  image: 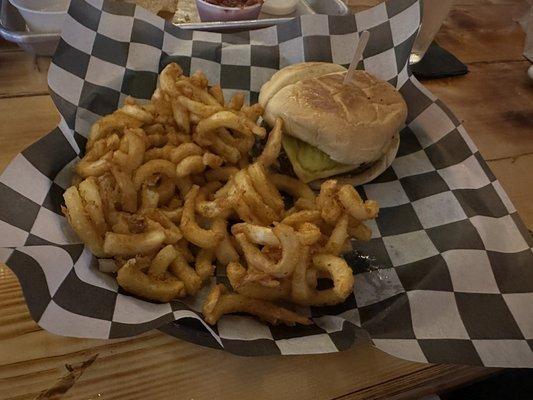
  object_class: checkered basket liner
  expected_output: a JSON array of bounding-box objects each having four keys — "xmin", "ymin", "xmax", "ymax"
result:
[{"xmin": 1, "ymin": 0, "xmax": 532, "ymax": 366}]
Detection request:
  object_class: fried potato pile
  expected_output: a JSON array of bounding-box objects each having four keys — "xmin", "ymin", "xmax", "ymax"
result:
[{"xmin": 63, "ymin": 63, "xmax": 379, "ymax": 326}]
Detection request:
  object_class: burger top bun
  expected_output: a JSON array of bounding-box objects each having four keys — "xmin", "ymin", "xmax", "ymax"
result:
[{"xmin": 259, "ymin": 62, "xmax": 347, "ymax": 109}]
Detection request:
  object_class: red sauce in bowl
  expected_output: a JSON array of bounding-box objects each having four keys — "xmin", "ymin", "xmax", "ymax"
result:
[{"xmin": 203, "ymin": 0, "xmax": 263, "ymax": 8}]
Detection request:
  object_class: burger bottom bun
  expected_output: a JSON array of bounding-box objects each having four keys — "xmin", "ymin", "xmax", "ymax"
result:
[{"xmin": 309, "ymin": 130, "xmax": 400, "ymax": 190}]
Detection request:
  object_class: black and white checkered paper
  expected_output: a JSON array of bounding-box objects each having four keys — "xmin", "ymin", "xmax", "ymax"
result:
[{"xmin": 1, "ymin": 0, "xmax": 532, "ymax": 366}]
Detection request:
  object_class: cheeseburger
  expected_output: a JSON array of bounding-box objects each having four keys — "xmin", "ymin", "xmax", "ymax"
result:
[{"xmin": 259, "ymin": 62, "xmax": 407, "ymax": 185}]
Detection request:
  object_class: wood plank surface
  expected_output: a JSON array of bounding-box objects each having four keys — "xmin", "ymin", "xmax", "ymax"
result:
[
  {"xmin": 0, "ymin": 0, "xmax": 531, "ymax": 398},
  {"xmin": 424, "ymin": 61, "xmax": 533, "ymax": 161},
  {"xmin": 0, "ymin": 95, "xmax": 60, "ymax": 171},
  {"xmin": 436, "ymin": 3, "xmax": 528, "ymax": 63},
  {"xmin": 0, "ymin": 51, "xmax": 50, "ymax": 99},
  {"xmin": 487, "ymin": 154, "xmax": 533, "ymax": 229}
]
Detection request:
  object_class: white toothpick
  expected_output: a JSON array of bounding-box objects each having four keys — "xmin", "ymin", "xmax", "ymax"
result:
[{"xmin": 343, "ymin": 30, "xmax": 370, "ymax": 85}]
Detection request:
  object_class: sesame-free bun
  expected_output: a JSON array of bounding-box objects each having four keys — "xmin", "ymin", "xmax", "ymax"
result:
[
  {"xmin": 259, "ymin": 62, "xmax": 347, "ymax": 109},
  {"xmin": 262, "ymin": 65, "xmax": 407, "ymax": 167}
]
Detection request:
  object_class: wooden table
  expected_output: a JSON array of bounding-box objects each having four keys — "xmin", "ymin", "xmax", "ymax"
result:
[{"xmin": 0, "ymin": 1, "xmax": 531, "ymax": 398}]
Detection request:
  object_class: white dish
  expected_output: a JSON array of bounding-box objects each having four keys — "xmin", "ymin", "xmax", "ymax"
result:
[
  {"xmin": 8, "ymin": 0, "xmax": 69, "ymax": 33},
  {"xmin": 262, "ymin": 0, "xmax": 298, "ymax": 16}
]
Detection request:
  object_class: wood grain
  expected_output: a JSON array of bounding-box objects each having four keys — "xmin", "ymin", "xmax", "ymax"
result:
[
  {"xmin": 0, "ymin": 39, "xmax": 20, "ymax": 52},
  {"xmin": 0, "ymin": 51, "xmax": 50, "ymax": 99},
  {"xmin": 488, "ymin": 154, "xmax": 533, "ymax": 229},
  {"xmin": 338, "ymin": 365, "xmax": 497, "ymax": 400},
  {"xmin": 436, "ymin": 3, "xmax": 528, "ymax": 63},
  {"xmin": 424, "ymin": 61, "xmax": 533, "ymax": 162},
  {"xmin": 0, "ymin": 95, "xmax": 60, "ymax": 171}
]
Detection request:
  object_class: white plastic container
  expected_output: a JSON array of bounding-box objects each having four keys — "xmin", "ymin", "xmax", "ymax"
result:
[
  {"xmin": 8, "ymin": 0, "xmax": 69, "ymax": 33},
  {"xmin": 262, "ymin": 0, "xmax": 298, "ymax": 15}
]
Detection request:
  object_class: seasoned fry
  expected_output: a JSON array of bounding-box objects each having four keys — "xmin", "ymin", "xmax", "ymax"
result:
[
  {"xmin": 146, "ymin": 133, "xmax": 168, "ymax": 147},
  {"xmin": 175, "ymin": 176, "xmax": 193, "ymax": 199},
  {"xmin": 140, "ymin": 186, "xmax": 159, "ymax": 210},
  {"xmin": 196, "ymin": 111, "xmax": 266, "ymax": 139},
  {"xmin": 323, "ymin": 214, "xmax": 349, "ymax": 256},
  {"xmin": 86, "ymin": 113, "xmax": 143, "ymax": 150},
  {"xmin": 119, "ymin": 104, "xmax": 154, "ymax": 124},
  {"xmin": 154, "ymin": 176, "xmax": 176, "ymax": 206},
  {"xmin": 196, "ymin": 181, "xmax": 231, "ymax": 218},
  {"xmin": 133, "ymin": 159, "xmax": 177, "ymax": 190},
  {"xmin": 218, "ymin": 127, "xmax": 255, "ymax": 155},
  {"xmin": 110, "ymin": 167, "xmax": 137, "ymax": 213},
  {"xmin": 175, "ymin": 79, "xmax": 221, "ymax": 107},
  {"xmin": 234, "ymin": 170, "xmax": 279, "ymax": 225},
  {"xmin": 233, "ymin": 222, "xmax": 321, "ymax": 248},
  {"xmin": 170, "ymin": 248, "xmax": 203, "ymax": 295},
  {"xmin": 240, "ymin": 103, "xmax": 264, "ymax": 122},
  {"xmin": 75, "ymin": 152, "xmax": 112, "ymax": 178},
  {"xmin": 111, "ymin": 214, "xmax": 131, "ymax": 234},
  {"xmin": 232, "ymin": 223, "xmax": 278, "ymax": 246},
  {"xmin": 247, "ymin": 163, "xmax": 284, "ymax": 213},
  {"xmin": 143, "ymin": 209, "xmax": 182, "ymax": 244},
  {"xmin": 159, "ymin": 63, "xmax": 183, "ymax": 96},
  {"xmin": 160, "ymin": 207, "xmax": 183, "ymax": 223},
  {"xmin": 203, "ymin": 152, "xmax": 224, "ymax": 169},
  {"xmin": 144, "ymin": 144, "xmax": 175, "ymax": 162},
  {"xmin": 176, "ymin": 239, "xmax": 195, "ymax": 263},
  {"xmin": 347, "ymin": 218, "xmax": 372, "ymax": 241},
  {"xmin": 270, "ymin": 174, "xmax": 315, "ymax": 202},
  {"xmin": 171, "ymin": 98, "xmax": 190, "ymax": 134},
  {"xmin": 310, "ymin": 254, "xmax": 355, "ymax": 306},
  {"xmin": 96, "ymin": 173, "xmax": 121, "ymax": 221},
  {"xmin": 176, "ymin": 155, "xmax": 205, "ymax": 178},
  {"xmin": 290, "ymin": 246, "xmax": 314, "ymax": 305},
  {"xmin": 63, "ymin": 186, "xmax": 106, "ymax": 257},
  {"xmin": 178, "ymin": 95, "xmax": 223, "ymax": 118},
  {"xmin": 148, "ymin": 244, "xmax": 177, "ymax": 278},
  {"xmin": 76, "ymin": 134, "xmax": 120, "ymax": 178},
  {"xmin": 227, "ymin": 261, "xmax": 291, "ymax": 301},
  {"xmin": 227, "ymin": 92, "xmax": 245, "ymax": 111},
  {"xmin": 78, "ymin": 177, "xmax": 107, "ymax": 236},
  {"xmin": 208, "ymin": 135, "xmax": 241, "ymax": 164},
  {"xmin": 180, "ymin": 185, "xmax": 225, "ymax": 249},
  {"xmin": 281, "ymin": 210, "xmax": 321, "ymax": 227},
  {"xmin": 317, "ymin": 180, "xmax": 343, "ymax": 225},
  {"xmin": 214, "ymin": 222, "xmax": 240, "ymax": 266},
  {"xmin": 296, "ymin": 222, "xmax": 322, "ymax": 246},
  {"xmin": 337, "ymin": 185, "xmax": 379, "ymax": 221},
  {"xmin": 103, "ymin": 230, "xmax": 166, "ymax": 257},
  {"xmin": 117, "ymin": 259, "xmax": 186, "ymax": 303},
  {"xmin": 257, "ymin": 117, "xmax": 283, "ymax": 168},
  {"xmin": 235, "ymin": 224, "xmax": 300, "ymax": 278},
  {"xmin": 209, "ymin": 84, "xmax": 225, "ymax": 106},
  {"xmin": 195, "ymin": 248, "xmax": 215, "ymax": 281},
  {"xmin": 205, "ymin": 167, "xmax": 239, "ymax": 182},
  {"xmin": 203, "ymin": 284, "xmax": 311, "ymax": 326},
  {"xmin": 190, "ymin": 70, "xmax": 209, "ymax": 88},
  {"xmin": 169, "ymin": 142, "xmax": 203, "ymax": 164}
]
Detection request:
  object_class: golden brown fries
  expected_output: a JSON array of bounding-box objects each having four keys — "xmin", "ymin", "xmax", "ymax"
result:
[
  {"xmin": 63, "ymin": 62, "xmax": 379, "ymax": 327},
  {"xmin": 203, "ymin": 284, "xmax": 311, "ymax": 326},
  {"xmin": 257, "ymin": 117, "xmax": 283, "ymax": 168},
  {"xmin": 117, "ymin": 258, "xmax": 186, "ymax": 303}
]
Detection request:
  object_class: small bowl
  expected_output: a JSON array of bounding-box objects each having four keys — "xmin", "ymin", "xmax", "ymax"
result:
[
  {"xmin": 8, "ymin": 0, "xmax": 69, "ymax": 33},
  {"xmin": 195, "ymin": 0, "xmax": 263, "ymax": 22}
]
